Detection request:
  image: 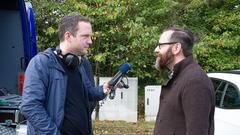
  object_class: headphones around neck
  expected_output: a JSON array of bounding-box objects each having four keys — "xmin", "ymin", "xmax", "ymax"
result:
[{"xmin": 55, "ymin": 48, "xmax": 81, "ymax": 69}]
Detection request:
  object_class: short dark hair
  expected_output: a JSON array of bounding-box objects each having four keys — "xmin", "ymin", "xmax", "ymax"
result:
[
  {"xmin": 58, "ymin": 14, "xmax": 90, "ymax": 41},
  {"xmin": 164, "ymin": 27, "xmax": 195, "ymax": 56}
]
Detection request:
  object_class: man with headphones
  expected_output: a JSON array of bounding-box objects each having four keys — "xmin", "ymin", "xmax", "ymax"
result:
[{"xmin": 20, "ymin": 14, "xmax": 110, "ymax": 135}]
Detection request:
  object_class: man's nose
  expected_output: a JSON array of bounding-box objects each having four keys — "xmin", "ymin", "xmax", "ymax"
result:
[
  {"xmin": 87, "ymin": 37, "xmax": 93, "ymax": 46},
  {"xmin": 154, "ymin": 46, "xmax": 160, "ymax": 53}
]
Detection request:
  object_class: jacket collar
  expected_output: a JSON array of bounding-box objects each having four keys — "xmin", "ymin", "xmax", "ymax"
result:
[
  {"xmin": 162, "ymin": 55, "xmax": 194, "ymax": 86},
  {"xmin": 42, "ymin": 48, "xmax": 65, "ymax": 73},
  {"xmin": 43, "ymin": 48, "xmax": 85, "ymax": 74}
]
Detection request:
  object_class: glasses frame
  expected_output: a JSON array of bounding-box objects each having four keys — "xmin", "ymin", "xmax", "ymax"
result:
[{"xmin": 157, "ymin": 42, "xmax": 177, "ymax": 48}]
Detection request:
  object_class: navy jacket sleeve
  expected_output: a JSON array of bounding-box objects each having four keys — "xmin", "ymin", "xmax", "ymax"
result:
[
  {"xmin": 81, "ymin": 57, "xmax": 97, "ymax": 113},
  {"xmin": 80, "ymin": 64, "xmax": 106, "ymax": 102}
]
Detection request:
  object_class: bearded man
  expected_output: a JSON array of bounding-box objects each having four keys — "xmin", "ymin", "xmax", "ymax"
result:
[{"xmin": 153, "ymin": 27, "xmax": 215, "ymax": 135}]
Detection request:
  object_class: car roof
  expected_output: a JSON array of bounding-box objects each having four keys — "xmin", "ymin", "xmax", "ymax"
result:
[
  {"xmin": 209, "ymin": 69, "xmax": 240, "ymax": 74},
  {"xmin": 207, "ymin": 72, "xmax": 240, "ymax": 88}
]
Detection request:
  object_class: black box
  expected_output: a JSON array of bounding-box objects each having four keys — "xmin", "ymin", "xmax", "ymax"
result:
[
  {"xmin": 0, "ymin": 94, "xmax": 24, "ymax": 127},
  {"xmin": 0, "ymin": 106, "xmax": 22, "ymax": 126}
]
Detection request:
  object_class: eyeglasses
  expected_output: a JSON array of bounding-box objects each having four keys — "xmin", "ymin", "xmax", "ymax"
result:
[{"xmin": 157, "ymin": 42, "xmax": 177, "ymax": 48}]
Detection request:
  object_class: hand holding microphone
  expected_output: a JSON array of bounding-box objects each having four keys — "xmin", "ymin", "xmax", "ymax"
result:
[{"xmin": 107, "ymin": 63, "xmax": 131, "ymax": 99}]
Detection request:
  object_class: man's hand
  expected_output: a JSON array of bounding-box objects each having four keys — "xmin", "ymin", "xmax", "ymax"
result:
[
  {"xmin": 103, "ymin": 81, "xmax": 121, "ymax": 95},
  {"xmin": 103, "ymin": 82, "xmax": 110, "ymax": 94}
]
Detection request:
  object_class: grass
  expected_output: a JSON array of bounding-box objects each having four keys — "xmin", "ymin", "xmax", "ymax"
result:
[
  {"xmin": 93, "ymin": 120, "xmax": 155, "ymax": 135},
  {"xmin": 92, "ymin": 87, "xmax": 155, "ymax": 134}
]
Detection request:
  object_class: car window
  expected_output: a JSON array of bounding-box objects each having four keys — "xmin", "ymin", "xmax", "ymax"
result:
[
  {"xmin": 210, "ymin": 77, "xmax": 240, "ymax": 109},
  {"xmin": 211, "ymin": 78, "xmax": 222, "ymax": 91},
  {"xmin": 223, "ymin": 84, "xmax": 240, "ymax": 109},
  {"xmin": 211, "ymin": 78, "xmax": 226, "ymax": 107}
]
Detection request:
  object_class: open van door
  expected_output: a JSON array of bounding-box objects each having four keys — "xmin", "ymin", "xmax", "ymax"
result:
[
  {"xmin": 0, "ymin": 0, "xmax": 37, "ymax": 130},
  {"xmin": 0, "ymin": 0, "xmax": 37, "ymax": 95}
]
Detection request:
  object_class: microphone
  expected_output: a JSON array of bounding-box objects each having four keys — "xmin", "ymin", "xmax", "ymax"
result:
[{"xmin": 108, "ymin": 63, "xmax": 131, "ymax": 99}]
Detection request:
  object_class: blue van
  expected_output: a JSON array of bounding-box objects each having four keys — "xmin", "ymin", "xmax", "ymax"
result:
[
  {"xmin": 0, "ymin": 0, "xmax": 37, "ymax": 130},
  {"xmin": 0, "ymin": 0, "xmax": 37, "ymax": 95}
]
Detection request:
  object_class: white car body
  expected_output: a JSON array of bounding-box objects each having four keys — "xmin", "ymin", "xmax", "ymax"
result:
[{"xmin": 208, "ymin": 71, "xmax": 240, "ymax": 135}]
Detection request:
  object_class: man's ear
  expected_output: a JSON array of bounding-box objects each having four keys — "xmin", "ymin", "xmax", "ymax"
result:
[
  {"xmin": 64, "ymin": 31, "xmax": 72, "ymax": 42},
  {"xmin": 172, "ymin": 42, "xmax": 182, "ymax": 55}
]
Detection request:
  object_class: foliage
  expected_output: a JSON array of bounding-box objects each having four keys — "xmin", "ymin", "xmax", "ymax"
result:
[
  {"xmin": 28, "ymin": 0, "xmax": 240, "ymax": 87},
  {"xmin": 190, "ymin": 0, "xmax": 240, "ymax": 71}
]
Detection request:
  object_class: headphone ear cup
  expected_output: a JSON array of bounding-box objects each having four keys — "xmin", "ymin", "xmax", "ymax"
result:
[
  {"xmin": 63, "ymin": 53, "xmax": 80, "ymax": 69},
  {"xmin": 56, "ymin": 49, "xmax": 62, "ymax": 55}
]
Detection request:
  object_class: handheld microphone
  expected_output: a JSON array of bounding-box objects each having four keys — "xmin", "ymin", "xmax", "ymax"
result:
[{"xmin": 108, "ymin": 63, "xmax": 131, "ymax": 99}]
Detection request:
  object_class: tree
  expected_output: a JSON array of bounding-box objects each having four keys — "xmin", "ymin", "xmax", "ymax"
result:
[{"xmin": 29, "ymin": 0, "xmax": 240, "ymax": 86}]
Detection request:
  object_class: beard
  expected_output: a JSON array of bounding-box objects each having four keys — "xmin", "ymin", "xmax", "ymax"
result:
[{"xmin": 155, "ymin": 46, "xmax": 174, "ymax": 71}]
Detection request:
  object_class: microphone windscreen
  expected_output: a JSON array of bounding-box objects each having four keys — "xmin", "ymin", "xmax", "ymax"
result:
[{"xmin": 119, "ymin": 63, "xmax": 131, "ymax": 74}]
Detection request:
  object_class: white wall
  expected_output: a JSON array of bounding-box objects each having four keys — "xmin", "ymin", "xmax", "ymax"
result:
[{"xmin": 95, "ymin": 77, "xmax": 138, "ymax": 122}]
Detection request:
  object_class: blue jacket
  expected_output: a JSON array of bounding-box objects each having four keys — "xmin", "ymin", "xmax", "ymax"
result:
[
  {"xmin": 20, "ymin": 48, "xmax": 105, "ymax": 135},
  {"xmin": 81, "ymin": 56, "xmax": 97, "ymax": 113}
]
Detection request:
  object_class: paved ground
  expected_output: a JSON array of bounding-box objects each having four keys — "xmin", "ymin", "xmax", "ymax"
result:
[
  {"xmin": 16, "ymin": 124, "xmax": 27, "ymax": 135},
  {"xmin": 0, "ymin": 125, "xmax": 16, "ymax": 135},
  {"xmin": 0, "ymin": 124, "xmax": 27, "ymax": 135}
]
